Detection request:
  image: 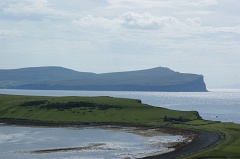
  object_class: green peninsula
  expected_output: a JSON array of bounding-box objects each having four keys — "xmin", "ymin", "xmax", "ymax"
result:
[{"xmin": 0, "ymin": 94, "xmax": 199, "ymax": 125}]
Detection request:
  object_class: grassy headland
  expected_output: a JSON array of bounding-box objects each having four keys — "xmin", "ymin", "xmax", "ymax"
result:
[
  {"xmin": 0, "ymin": 94, "xmax": 239, "ymax": 158},
  {"xmin": 0, "ymin": 94, "xmax": 199, "ymax": 126}
]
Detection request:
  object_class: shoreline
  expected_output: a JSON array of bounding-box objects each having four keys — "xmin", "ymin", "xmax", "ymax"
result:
[
  {"xmin": 141, "ymin": 130, "xmax": 220, "ymax": 159},
  {"xmin": 0, "ymin": 118, "xmax": 220, "ymax": 159}
]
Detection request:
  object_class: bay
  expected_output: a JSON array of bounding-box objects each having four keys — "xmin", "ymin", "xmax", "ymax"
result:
[{"xmin": 0, "ymin": 125, "xmax": 182, "ymax": 159}]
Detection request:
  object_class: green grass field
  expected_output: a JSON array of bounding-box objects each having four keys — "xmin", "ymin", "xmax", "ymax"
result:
[
  {"xmin": 175, "ymin": 122, "xmax": 240, "ymax": 159},
  {"xmin": 0, "ymin": 94, "xmax": 239, "ymax": 158},
  {"xmin": 0, "ymin": 94, "xmax": 199, "ymax": 126}
]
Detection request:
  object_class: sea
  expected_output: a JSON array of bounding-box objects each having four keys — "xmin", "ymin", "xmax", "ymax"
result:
[{"xmin": 0, "ymin": 89, "xmax": 239, "ymax": 159}]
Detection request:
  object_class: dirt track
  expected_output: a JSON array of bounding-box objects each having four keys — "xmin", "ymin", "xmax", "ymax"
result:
[{"xmin": 141, "ymin": 130, "xmax": 220, "ymax": 159}]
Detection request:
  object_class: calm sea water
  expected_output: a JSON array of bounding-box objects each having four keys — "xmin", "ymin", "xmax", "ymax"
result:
[
  {"xmin": 0, "ymin": 125, "xmax": 182, "ymax": 159},
  {"xmin": 0, "ymin": 89, "xmax": 239, "ymax": 124}
]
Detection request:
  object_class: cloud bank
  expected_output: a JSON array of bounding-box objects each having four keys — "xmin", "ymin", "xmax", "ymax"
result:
[
  {"xmin": 73, "ymin": 12, "xmax": 240, "ymax": 35},
  {"xmin": 0, "ymin": 0, "xmax": 240, "ymax": 87}
]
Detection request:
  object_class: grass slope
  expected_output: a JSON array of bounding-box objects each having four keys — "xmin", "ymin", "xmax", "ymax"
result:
[
  {"xmin": 174, "ymin": 122, "xmax": 240, "ymax": 159},
  {"xmin": 0, "ymin": 94, "xmax": 199, "ymax": 126}
]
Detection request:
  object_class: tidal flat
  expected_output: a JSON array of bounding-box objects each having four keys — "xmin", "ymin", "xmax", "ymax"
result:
[{"xmin": 0, "ymin": 125, "xmax": 188, "ymax": 159}]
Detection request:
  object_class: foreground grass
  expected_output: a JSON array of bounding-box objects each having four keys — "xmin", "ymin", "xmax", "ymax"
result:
[
  {"xmin": 0, "ymin": 94, "xmax": 239, "ymax": 158},
  {"xmin": 174, "ymin": 122, "xmax": 240, "ymax": 159}
]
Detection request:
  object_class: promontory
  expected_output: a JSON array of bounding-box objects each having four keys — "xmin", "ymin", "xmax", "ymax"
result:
[{"xmin": 0, "ymin": 66, "xmax": 207, "ymax": 92}]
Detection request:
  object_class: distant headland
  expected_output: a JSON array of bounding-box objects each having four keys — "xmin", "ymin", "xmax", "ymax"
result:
[{"xmin": 0, "ymin": 66, "xmax": 207, "ymax": 92}]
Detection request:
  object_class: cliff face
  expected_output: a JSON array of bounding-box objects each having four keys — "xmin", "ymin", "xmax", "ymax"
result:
[{"xmin": 0, "ymin": 66, "xmax": 208, "ymax": 92}]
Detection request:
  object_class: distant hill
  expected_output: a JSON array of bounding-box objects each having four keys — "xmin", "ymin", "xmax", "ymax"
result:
[{"xmin": 0, "ymin": 66, "xmax": 207, "ymax": 92}]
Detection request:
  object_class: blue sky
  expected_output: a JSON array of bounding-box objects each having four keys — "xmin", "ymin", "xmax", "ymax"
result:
[{"xmin": 0, "ymin": 0, "xmax": 240, "ymax": 88}]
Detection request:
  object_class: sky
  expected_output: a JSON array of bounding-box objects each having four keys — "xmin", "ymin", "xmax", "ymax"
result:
[{"xmin": 0, "ymin": 0, "xmax": 240, "ymax": 88}]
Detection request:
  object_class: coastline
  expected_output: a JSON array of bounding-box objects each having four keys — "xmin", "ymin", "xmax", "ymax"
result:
[
  {"xmin": 0, "ymin": 118, "xmax": 220, "ymax": 159},
  {"xmin": 141, "ymin": 130, "xmax": 220, "ymax": 159}
]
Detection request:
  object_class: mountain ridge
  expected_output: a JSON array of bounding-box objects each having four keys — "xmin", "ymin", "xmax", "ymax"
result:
[{"xmin": 0, "ymin": 66, "xmax": 207, "ymax": 92}]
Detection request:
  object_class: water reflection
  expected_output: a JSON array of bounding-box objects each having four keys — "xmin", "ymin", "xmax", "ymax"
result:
[{"xmin": 0, "ymin": 125, "xmax": 184, "ymax": 159}]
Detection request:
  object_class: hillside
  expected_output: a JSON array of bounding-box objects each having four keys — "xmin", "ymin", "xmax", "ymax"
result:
[
  {"xmin": 0, "ymin": 66, "xmax": 207, "ymax": 92},
  {"xmin": 0, "ymin": 94, "xmax": 200, "ymax": 126}
]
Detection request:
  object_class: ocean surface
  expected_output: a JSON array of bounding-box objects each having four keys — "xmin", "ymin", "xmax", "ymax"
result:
[{"xmin": 0, "ymin": 89, "xmax": 239, "ymax": 124}]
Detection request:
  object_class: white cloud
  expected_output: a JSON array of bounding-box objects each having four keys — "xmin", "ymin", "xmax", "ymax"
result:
[
  {"xmin": 207, "ymin": 26, "xmax": 240, "ymax": 34},
  {"xmin": 73, "ymin": 15, "xmax": 120, "ymax": 28},
  {"xmin": 119, "ymin": 12, "xmax": 180, "ymax": 29},
  {"xmin": 73, "ymin": 12, "xmax": 182, "ymax": 30},
  {"xmin": 3, "ymin": 0, "xmax": 50, "ymax": 14},
  {"xmin": 186, "ymin": 17, "xmax": 202, "ymax": 26},
  {"xmin": 184, "ymin": 0, "xmax": 218, "ymax": 6},
  {"xmin": 2, "ymin": 0, "xmax": 73, "ymax": 19},
  {"xmin": 73, "ymin": 12, "xmax": 240, "ymax": 35},
  {"xmin": 107, "ymin": 0, "xmax": 218, "ymax": 9},
  {"xmin": 106, "ymin": 0, "xmax": 172, "ymax": 9},
  {"xmin": 0, "ymin": 29, "xmax": 22, "ymax": 37}
]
